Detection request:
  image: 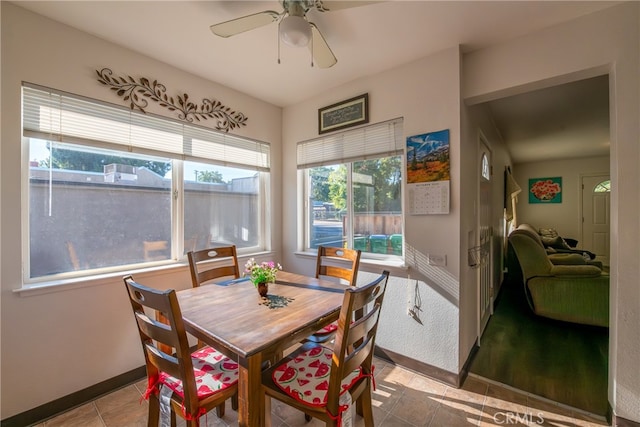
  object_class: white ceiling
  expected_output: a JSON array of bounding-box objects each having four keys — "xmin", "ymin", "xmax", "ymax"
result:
[
  {"xmin": 11, "ymin": 0, "xmax": 614, "ymax": 163},
  {"xmin": 487, "ymin": 74, "xmax": 610, "ymax": 164}
]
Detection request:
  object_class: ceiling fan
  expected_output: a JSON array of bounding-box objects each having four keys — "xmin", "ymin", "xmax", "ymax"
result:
[{"xmin": 209, "ymin": 1, "xmax": 376, "ymax": 68}]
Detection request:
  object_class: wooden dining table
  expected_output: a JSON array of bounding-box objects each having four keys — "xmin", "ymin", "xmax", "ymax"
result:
[{"xmin": 176, "ymin": 271, "xmax": 347, "ymax": 427}]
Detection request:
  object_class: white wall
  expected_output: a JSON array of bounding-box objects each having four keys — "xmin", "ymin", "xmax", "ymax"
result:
[
  {"xmin": 464, "ymin": 2, "xmax": 640, "ymax": 422},
  {"xmin": 513, "ymin": 156, "xmax": 610, "ymax": 240},
  {"xmin": 282, "ymin": 47, "xmax": 465, "ymax": 375},
  {"xmin": 0, "ymin": 3, "xmax": 282, "ymax": 418}
]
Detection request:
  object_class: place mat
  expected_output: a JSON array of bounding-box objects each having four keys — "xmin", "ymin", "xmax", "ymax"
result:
[
  {"xmin": 259, "ymin": 294, "xmax": 295, "ymax": 309},
  {"xmin": 275, "ymin": 279, "xmax": 345, "ymax": 293},
  {"xmin": 216, "ymin": 277, "xmax": 251, "ymax": 286}
]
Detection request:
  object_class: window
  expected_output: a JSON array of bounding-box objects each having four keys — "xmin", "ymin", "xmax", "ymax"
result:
[
  {"xmin": 481, "ymin": 153, "xmax": 490, "ymax": 180},
  {"xmin": 594, "ymin": 180, "xmax": 610, "ymax": 193},
  {"xmin": 298, "ymin": 118, "xmax": 404, "ymax": 258},
  {"xmin": 24, "ymin": 85, "xmax": 270, "ymax": 282},
  {"xmin": 183, "ymin": 161, "xmax": 261, "ymax": 251}
]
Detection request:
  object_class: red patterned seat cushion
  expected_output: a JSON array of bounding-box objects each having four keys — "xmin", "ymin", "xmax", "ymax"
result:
[
  {"xmin": 158, "ymin": 346, "xmax": 238, "ymax": 399},
  {"xmin": 272, "ymin": 345, "xmax": 362, "ymax": 406},
  {"xmin": 315, "ymin": 322, "xmax": 338, "ymax": 335}
]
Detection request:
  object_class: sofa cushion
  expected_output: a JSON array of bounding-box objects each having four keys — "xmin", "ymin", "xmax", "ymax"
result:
[
  {"xmin": 549, "ymin": 264, "xmax": 603, "ymax": 277},
  {"xmin": 538, "ymin": 227, "xmax": 559, "ymax": 238},
  {"xmin": 548, "ymin": 252, "xmax": 590, "ymax": 264},
  {"xmin": 541, "ymin": 235, "xmax": 572, "ymax": 250}
]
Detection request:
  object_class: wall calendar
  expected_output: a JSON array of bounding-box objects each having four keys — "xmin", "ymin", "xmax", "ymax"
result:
[{"xmin": 406, "ymin": 129, "xmax": 450, "ymax": 215}]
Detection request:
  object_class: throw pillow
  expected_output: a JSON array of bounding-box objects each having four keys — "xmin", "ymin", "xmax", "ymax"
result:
[
  {"xmin": 539, "ymin": 227, "xmax": 559, "ymax": 238},
  {"xmin": 540, "ymin": 235, "xmax": 571, "ymax": 250}
]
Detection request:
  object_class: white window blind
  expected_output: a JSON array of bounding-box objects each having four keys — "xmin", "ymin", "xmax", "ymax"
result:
[
  {"xmin": 297, "ymin": 118, "xmax": 404, "ymax": 169},
  {"xmin": 22, "ymin": 84, "xmax": 270, "ymax": 171}
]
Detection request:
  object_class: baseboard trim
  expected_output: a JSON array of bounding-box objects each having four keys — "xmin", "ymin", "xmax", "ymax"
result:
[
  {"xmin": 608, "ymin": 402, "xmax": 614, "ymax": 425},
  {"xmin": 615, "ymin": 415, "xmax": 640, "ymax": 427},
  {"xmin": 460, "ymin": 343, "xmax": 480, "ymax": 387},
  {"xmin": 374, "ymin": 345, "xmax": 463, "ymax": 387},
  {"xmin": 0, "ymin": 366, "xmax": 146, "ymax": 427}
]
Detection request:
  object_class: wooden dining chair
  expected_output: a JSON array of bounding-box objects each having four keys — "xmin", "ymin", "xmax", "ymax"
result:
[
  {"xmin": 143, "ymin": 240, "xmax": 169, "ymax": 261},
  {"xmin": 184, "ymin": 235, "xmax": 198, "ymax": 254},
  {"xmin": 307, "ymin": 246, "xmax": 362, "ymax": 343},
  {"xmin": 261, "ymin": 270, "xmax": 389, "ymax": 426},
  {"xmin": 316, "ymin": 245, "xmax": 361, "ymax": 285},
  {"xmin": 65, "ymin": 241, "xmax": 84, "ymax": 271},
  {"xmin": 123, "ymin": 276, "xmax": 239, "ymax": 427},
  {"xmin": 187, "ymin": 245, "xmax": 240, "ymax": 287},
  {"xmin": 187, "ymin": 245, "xmax": 242, "ymax": 350}
]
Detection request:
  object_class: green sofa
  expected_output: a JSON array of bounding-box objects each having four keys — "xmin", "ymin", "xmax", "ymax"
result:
[
  {"xmin": 508, "ymin": 229, "xmax": 609, "ymax": 327},
  {"xmin": 516, "ymin": 223, "xmax": 601, "ymax": 267},
  {"xmin": 506, "ymin": 224, "xmax": 602, "ymax": 287}
]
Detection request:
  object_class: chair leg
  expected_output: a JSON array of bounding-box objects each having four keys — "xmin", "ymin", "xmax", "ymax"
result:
[
  {"xmin": 356, "ymin": 386, "xmax": 374, "ymax": 425},
  {"xmin": 232, "ymin": 394, "xmax": 238, "ymax": 411},
  {"xmin": 304, "ymin": 413, "xmax": 312, "ymax": 422},
  {"xmin": 264, "ymin": 394, "xmax": 272, "ymax": 427},
  {"xmin": 147, "ymin": 394, "xmax": 160, "ymax": 427},
  {"xmin": 215, "ymin": 402, "xmax": 226, "ymax": 418}
]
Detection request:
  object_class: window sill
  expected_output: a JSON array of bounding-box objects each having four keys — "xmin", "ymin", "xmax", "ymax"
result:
[
  {"xmin": 294, "ymin": 250, "xmax": 408, "ymax": 277},
  {"xmin": 16, "ymin": 250, "xmax": 277, "ymax": 297},
  {"xmin": 14, "ymin": 262, "xmax": 189, "ymax": 297}
]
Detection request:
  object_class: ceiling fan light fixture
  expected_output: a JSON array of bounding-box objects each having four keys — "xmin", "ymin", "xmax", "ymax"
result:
[{"xmin": 279, "ymin": 15, "xmax": 311, "ymax": 47}]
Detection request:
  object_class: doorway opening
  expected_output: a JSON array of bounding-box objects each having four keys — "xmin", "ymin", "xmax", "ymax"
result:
[{"xmin": 469, "ymin": 73, "xmax": 611, "ymax": 420}]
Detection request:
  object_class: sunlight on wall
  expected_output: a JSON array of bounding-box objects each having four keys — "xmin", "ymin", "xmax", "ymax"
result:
[{"xmin": 404, "ymin": 243, "xmax": 459, "ymax": 304}]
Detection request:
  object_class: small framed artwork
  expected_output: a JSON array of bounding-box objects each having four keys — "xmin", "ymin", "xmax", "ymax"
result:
[
  {"xmin": 318, "ymin": 93, "xmax": 369, "ymax": 134},
  {"xmin": 529, "ymin": 177, "xmax": 562, "ymax": 203}
]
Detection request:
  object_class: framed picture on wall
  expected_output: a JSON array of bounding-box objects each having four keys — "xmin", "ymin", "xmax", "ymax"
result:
[
  {"xmin": 318, "ymin": 93, "xmax": 369, "ymax": 134},
  {"xmin": 529, "ymin": 177, "xmax": 562, "ymax": 203}
]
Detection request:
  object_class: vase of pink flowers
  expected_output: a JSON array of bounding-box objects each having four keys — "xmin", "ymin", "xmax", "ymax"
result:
[{"xmin": 244, "ymin": 258, "xmax": 282, "ymax": 297}]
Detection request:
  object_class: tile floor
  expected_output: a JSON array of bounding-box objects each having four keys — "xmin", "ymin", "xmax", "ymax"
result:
[{"xmin": 35, "ymin": 357, "xmax": 609, "ymax": 427}]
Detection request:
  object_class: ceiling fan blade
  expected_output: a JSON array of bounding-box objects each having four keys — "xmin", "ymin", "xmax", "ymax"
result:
[
  {"xmin": 312, "ymin": 1, "xmax": 381, "ymax": 12},
  {"xmin": 210, "ymin": 11, "xmax": 280, "ymax": 38},
  {"xmin": 309, "ymin": 23, "xmax": 337, "ymax": 68}
]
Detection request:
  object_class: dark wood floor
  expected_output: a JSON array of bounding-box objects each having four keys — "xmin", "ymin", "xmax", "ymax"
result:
[{"xmin": 470, "ymin": 277, "xmax": 609, "ymax": 417}]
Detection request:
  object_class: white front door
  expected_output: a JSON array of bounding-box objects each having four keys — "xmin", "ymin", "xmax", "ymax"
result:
[
  {"xmin": 581, "ymin": 175, "xmax": 610, "ymax": 266},
  {"xmin": 478, "ymin": 136, "xmax": 493, "ymax": 345}
]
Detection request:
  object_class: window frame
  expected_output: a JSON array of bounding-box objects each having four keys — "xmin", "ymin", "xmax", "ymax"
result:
[
  {"xmin": 298, "ymin": 118, "xmax": 405, "ymax": 261},
  {"xmin": 22, "ymin": 85, "xmax": 271, "ymax": 285}
]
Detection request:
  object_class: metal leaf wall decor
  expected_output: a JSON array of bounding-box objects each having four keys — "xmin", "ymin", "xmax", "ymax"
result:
[{"xmin": 96, "ymin": 68, "xmax": 248, "ymax": 132}]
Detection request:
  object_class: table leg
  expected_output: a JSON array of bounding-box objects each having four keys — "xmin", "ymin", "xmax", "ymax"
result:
[
  {"xmin": 264, "ymin": 392, "xmax": 272, "ymax": 427},
  {"xmin": 238, "ymin": 353, "xmax": 265, "ymax": 427}
]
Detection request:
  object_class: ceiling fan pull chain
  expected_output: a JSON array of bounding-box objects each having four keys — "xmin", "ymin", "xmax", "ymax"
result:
[
  {"xmin": 277, "ymin": 22, "xmax": 282, "ymax": 64},
  {"xmin": 310, "ymin": 38, "xmax": 314, "ymax": 67}
]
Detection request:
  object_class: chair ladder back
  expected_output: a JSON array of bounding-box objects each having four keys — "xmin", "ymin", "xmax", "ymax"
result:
[
  {"xmin": 315, "ymin": 246, "xmax": 361, "ymax": 286},
  {"xmin": 184, "ymin": 235, "xmax": 198, "ymax": 254},
  {"xmin": 143, "ymin": 240, "xmax": 169, "ymax": 261},
  {"xmin": 342, "ymin": 318, "xmax": 379, "ymax": 373},
  {"xmin": 198, "ymin": 265, "xmax": 239, "ymax": 285},
  {"xmin": 135, "ymin": 312, "xmax": 180, "ymax": 351},
  {"xmin": 326, "ymin": 271, "xmax": 389, "ymax": 413},
  {"xmin": 323, "ymin": 266, "xmax": 355, "ymax": 283},
  {"xmin": 66, "ymin": 241, "xmax": 82, "ymax": 270},
  {"xmin": 344, "ymin": 307, "xmax": 382, "ymax": 360},
  {"xmin": 188, "ymin": 246, "xmax": 240, "ymax": 287},
  {"xmin": 334, "ymin": 272, "xmax": 387, "ymax": 360}
]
